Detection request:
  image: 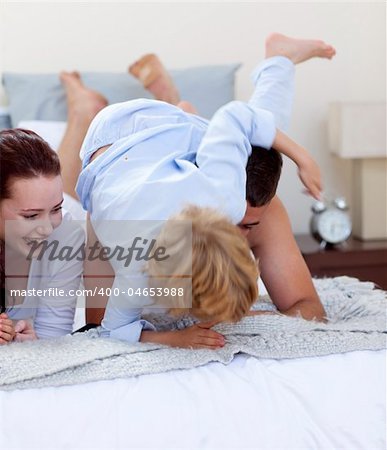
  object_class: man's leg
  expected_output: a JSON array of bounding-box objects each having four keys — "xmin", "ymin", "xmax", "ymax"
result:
[
  {"xmin": 249, "ymin": 33, "xmax": 335, "ymax": 131},
  {"xmin": 57, "ymin": 72, "xmax": 108, "ymax": 200}
]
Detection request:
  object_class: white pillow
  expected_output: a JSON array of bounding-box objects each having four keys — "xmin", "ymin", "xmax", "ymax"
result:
[{"xmin": 18, "ymin": 120, "xmax": 66, "ymax": 151}]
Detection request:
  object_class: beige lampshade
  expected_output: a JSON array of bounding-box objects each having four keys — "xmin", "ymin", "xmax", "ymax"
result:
[
  {"xmin": 328, "ymin": 102, "xmax": 387, "ymax": 240},
  {"xmin": 329, "ymin": 102, "xmax": 386, "ymax": 158}
]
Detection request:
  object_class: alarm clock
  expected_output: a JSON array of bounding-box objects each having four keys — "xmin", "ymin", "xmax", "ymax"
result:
[{"xmin": 310, "ymin": 197, "xmax": 352, "ymax": 247}]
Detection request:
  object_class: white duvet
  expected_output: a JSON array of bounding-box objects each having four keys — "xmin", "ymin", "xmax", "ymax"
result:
[
  {"xmin": 1, "ymin": 349, "xmax": 385, "ymax": 449},
  {"xmin": 2, "ymin": 264, "xmax": 385, "ymax": 450}
]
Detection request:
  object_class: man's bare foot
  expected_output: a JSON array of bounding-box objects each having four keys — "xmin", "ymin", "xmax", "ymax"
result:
[
  {"xmin": 265, "ymin": 32, "xmax": 336, "ymax": 64},
  {"xmin": 60, "ymin": 71, "xmax": 108, "ymax": 124},
  {"xmin": 129, "ymin": 54, "xmax": 180, "ymax": 105}
]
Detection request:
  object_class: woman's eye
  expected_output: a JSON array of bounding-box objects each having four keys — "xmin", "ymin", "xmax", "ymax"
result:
[
  {"xmin": 51, "ymin": 206, "xmax": 62, "ymax": 214},
  {"xmin": 23, "ymin": 214, "xmax": 38, "ymax": 220}
]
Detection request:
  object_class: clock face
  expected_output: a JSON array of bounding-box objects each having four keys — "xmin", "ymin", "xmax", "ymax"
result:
[{"xmin": 316, "ymin": 209, "xmax": 352, "ymax": 244}]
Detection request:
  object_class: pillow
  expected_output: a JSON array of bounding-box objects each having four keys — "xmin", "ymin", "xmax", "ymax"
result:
[
  {"xmin": 2, "ymin": 64, "xmax": 240, "ymax": 126},
  {"xmin": 17, "ymin": 120, "xmax": 66, "ymax": 151},
  {"xmin": 0, "ymin": 107, "xmax": 12, "ymax": 130}
]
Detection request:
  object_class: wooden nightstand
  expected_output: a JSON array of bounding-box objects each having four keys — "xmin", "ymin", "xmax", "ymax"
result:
[{"xmin": 295, "ymin": 234, "xmax": 387, "ymax": 290}]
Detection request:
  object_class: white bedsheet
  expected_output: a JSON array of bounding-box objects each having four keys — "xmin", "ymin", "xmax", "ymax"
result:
[
  {"xmin": 11, "ymin": 280, "xmax": 379, "ymax": 449},
  {"xmin": 1, "ymin": 349, "xmax": 385, "ymax": 449},
  {"xmin": 17, "ymin": 120, "xmax": 67, "ymax": 151}
]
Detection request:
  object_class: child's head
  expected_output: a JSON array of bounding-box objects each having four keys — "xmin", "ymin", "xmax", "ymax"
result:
[{"xmin": 147, "ymin": 205, "xmax": 258, "ymax": 323}]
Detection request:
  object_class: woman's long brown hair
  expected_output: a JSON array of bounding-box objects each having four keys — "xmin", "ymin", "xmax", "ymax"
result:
[{"xmin": 0, "ymin": 129, "xmax": 61, "ymax": 313}]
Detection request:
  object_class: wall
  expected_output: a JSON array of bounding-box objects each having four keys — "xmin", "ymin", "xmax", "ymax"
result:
[{"xmin": 0, "ymin": 1, "xmax": 385, "ymax": 233}]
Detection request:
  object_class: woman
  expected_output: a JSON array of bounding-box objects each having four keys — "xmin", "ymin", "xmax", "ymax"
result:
[{"xmin": 0, "ymin": 129, "xmax": 84, "ymax": 344}]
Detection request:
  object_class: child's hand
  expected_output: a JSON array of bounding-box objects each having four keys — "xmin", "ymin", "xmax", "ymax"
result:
[
  {"xmin": 297, "ymin": 155, "xmax": 322, "ymax": 201},
  {"xmin": 0, "ymin": 313, "xmax": 16, "ymax": 345},
  {"xmin": 140, "ymin": 322, "xmax": 225, "ymax": 349},
  {"xmin": 14, "ymin": 319, "xmax": 37, "ymax": 342},
  {"xmin": 174, "ymin": 322, "xmax": 225, "ymax": 349},
  {"xmin": 165, "ymin": 321, "xmax": 225, "ymax": 350}
]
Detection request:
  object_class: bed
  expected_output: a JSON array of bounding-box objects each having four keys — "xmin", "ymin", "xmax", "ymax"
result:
[
  {"xmin": 1, "ymin": 72, "xmax": 386, "ymax": 450},
  {"xmin": 1, "ymin": 277, "xmax": 386, "ymax": 450},
  {"xmin": 1, "ymin": 350, "xmax": 385, "ymax": 449}
]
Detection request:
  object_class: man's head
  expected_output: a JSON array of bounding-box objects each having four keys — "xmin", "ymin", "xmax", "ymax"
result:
[
  {"xmin": 147, "ymin": 206, "xmax": 259, "ymax": 323},
  {"xmin": 238, "ymin": 146, "xmax": 283, "ymax": 237},
  {"xmin": 246, "ymin": 146, "xmax": 283, "ymax": 208}
]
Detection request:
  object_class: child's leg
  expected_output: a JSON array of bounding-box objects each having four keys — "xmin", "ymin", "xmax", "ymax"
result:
[
  {"xmin": 177, "ymin": 100, "xmax": 198, "ymax": 114},
  {"xmin": 249, "ymin": 33, "xmax": 335, "ymax": 132},
  {"xmin": 129, "ymin": 54, "xmax": 198, "ymax": 114},
  {"xmin": 249, "ymin": 56, "xmax": 295, "ymax": 132},
  {"xmin": 129, "ymin": 54, "xmax": 180, "ymax": 105}
]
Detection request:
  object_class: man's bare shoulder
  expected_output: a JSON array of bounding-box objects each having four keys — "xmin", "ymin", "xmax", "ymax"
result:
[{"xmin": 247, "ymin": 196, "xmax": 291, "ymax": 251}]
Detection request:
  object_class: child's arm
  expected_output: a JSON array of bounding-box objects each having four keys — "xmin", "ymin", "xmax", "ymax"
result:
[
  {"xmin": 195, "ymin": 101, "xmax": 277, "ymax": 223},
  {"xmin": 272, "ymin": 129, "xmax": 322, "ymax": 200},
  {"xmin": 140, "ymin": 321, "xmax": 225, "ymax": 350},
  {"xmin": 195, "ymin": 101, "xmax": 322, "ymax": 226}
]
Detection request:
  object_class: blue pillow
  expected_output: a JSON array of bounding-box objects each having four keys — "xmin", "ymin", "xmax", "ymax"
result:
[
  {"xmin": 2, "ymin": 64, "xmax": 240, "ymax": 126},
  {"xmin": 0, "ymin": 109, "xmax": 12, "ymax": 130}
]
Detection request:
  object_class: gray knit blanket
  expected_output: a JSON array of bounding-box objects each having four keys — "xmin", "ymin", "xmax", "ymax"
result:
[{"xmin": 1, "ymin": 277, "xmax": 386, "ymax": 391}]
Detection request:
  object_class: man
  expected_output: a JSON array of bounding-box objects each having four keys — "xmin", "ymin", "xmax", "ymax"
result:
[{"xmin": 58, "ymin": 33, "xmax": 335, "ymax": 347}]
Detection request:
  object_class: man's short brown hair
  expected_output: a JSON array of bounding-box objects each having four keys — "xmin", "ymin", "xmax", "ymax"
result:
[{"xmin": 246, "ymin": 146, "xmax": 283, "ymax": 207}]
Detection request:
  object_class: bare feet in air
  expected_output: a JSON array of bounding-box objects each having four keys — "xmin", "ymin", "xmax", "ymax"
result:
[
  {"xmin": 177, "ymin": 100, "xmax": 198, "ymax": 115},
  {"xmin": 265, "ymin": 32, "xmax": 336, "ymax": 64},
  {"xmin": 60, "ymin": 71, "xmax": 108, "ymax": 125},
  {"xmin": 129, "ymin": 54, "xmax": 180, "ymax": 105}
]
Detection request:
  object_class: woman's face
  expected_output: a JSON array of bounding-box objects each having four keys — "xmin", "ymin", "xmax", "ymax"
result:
[{"xmin": 0, "ymin": 175, "xmax": 63, "ymax": 257}]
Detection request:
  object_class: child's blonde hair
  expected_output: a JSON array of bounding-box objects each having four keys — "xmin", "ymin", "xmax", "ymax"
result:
[{"xmin": 146, "ymin": 205, "xmax": 258, "ymax": 322}]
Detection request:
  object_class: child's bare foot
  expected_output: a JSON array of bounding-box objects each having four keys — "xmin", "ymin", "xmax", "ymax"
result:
[
  {"xmin": 129, "ymin": 54, "xmax": 180, "ymax": 105},
  {"xmin": 60, "ymin": 71, "xmax": 108, "ymax": 124},
  {"xmin": 177, "ymin": 101, "xmax": 198, "ymax": 115},
  {"xmin": 265, "ymin": 33, "xmax": 336, "ymax": 64}
]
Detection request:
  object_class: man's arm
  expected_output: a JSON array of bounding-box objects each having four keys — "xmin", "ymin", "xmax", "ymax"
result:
[{"xmin": 250, "ymin": 196, "xmax": 326, "ymax": 321}]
